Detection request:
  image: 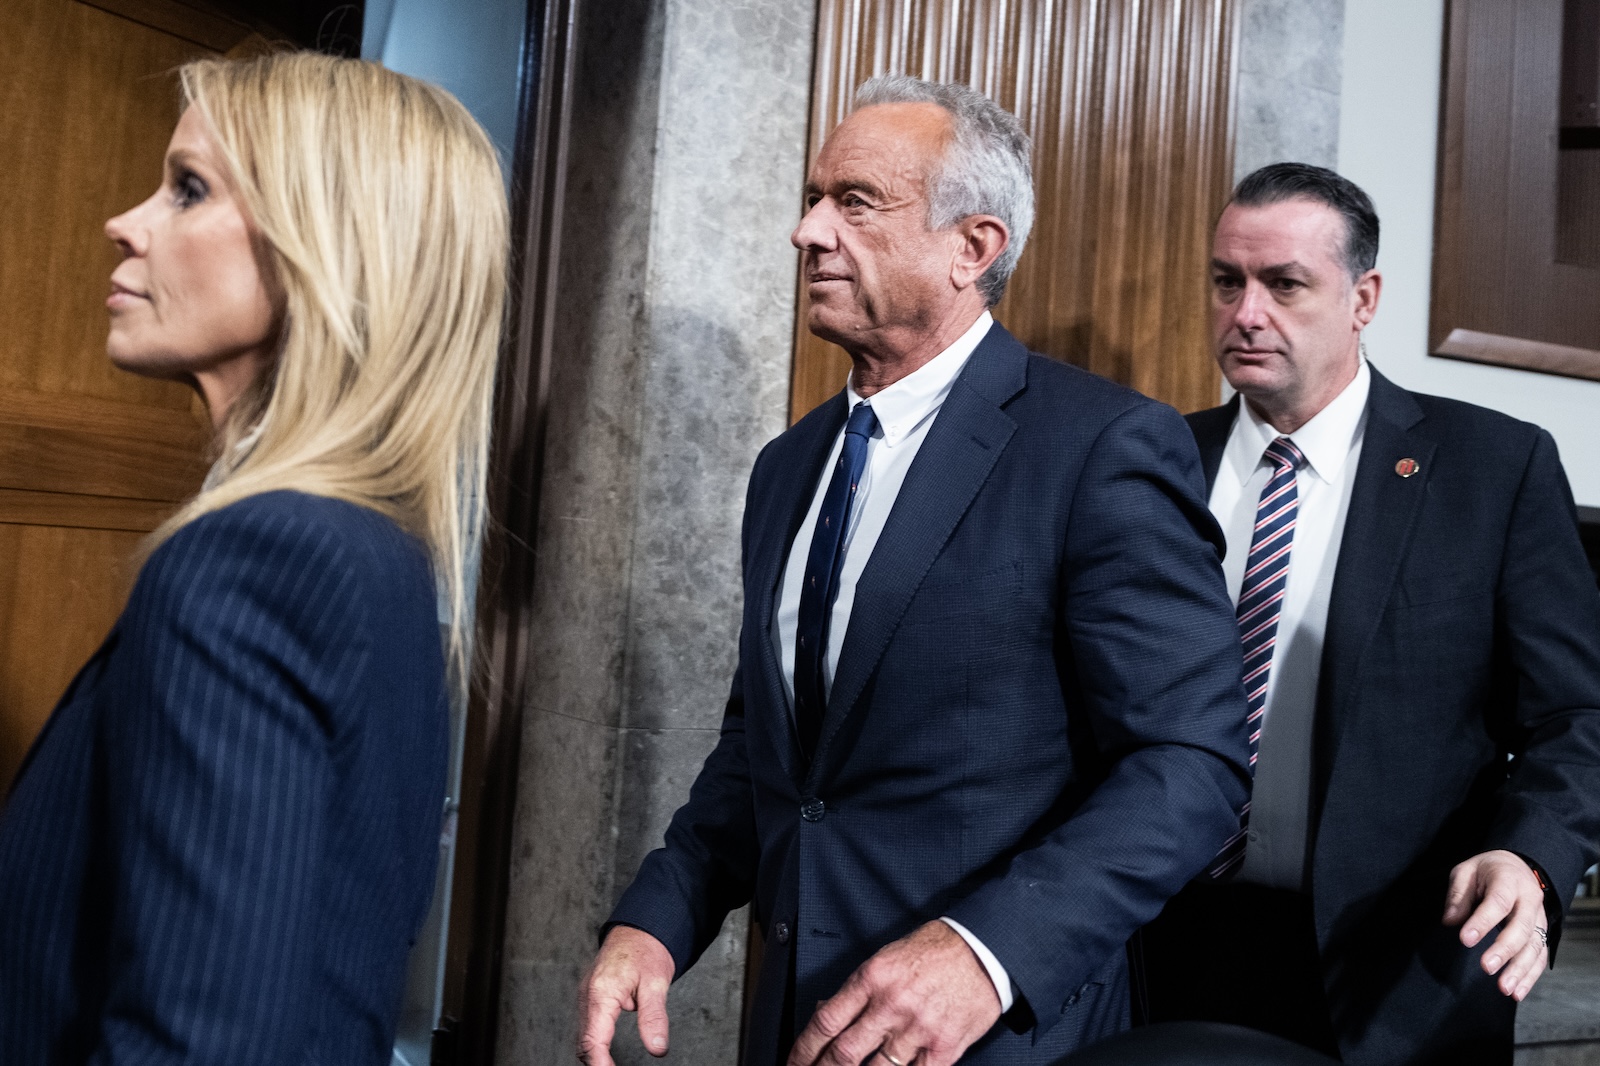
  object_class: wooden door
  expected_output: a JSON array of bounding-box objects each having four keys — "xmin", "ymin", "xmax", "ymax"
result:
[
  {"xmin": 0, "ymin": 0, "xmax": 255, "ymax": 795},
  {"xmin": 791, "ymin": 0, "xmax": 1239, "ymax": 421}
]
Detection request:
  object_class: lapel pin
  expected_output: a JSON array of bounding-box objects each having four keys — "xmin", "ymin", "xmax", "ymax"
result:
[{"xmin": 1395, "ymin": 457, "xmax": 1420, "ymax": 478}]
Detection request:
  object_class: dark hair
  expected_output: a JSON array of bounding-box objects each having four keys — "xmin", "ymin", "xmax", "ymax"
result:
[{"xmin": 1231, "ymin": 163, "xmax": 1380, "ymax": 280}]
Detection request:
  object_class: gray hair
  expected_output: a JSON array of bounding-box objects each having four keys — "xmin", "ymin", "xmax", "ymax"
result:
[{"xmin": 854, "ymin": 74, "xmax": 1034, "ymax": 306}]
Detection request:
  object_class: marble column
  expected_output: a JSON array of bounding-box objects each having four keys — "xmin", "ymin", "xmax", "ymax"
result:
[
  {"xmin": 1233, "ymin": 0, "xmax": 1347, "ymax": 182},
  {"xmin": 494, "ymin": 0, "xmax": 814, "ymax": 1062}
]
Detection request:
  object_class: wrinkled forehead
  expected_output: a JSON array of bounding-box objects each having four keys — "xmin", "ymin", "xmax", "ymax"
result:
[{"xmin": 808, "ymin": 101, "xmax": 954, "ymax": 192}]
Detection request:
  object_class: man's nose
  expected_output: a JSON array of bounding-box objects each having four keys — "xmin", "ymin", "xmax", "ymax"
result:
[
  {"xmin": 791, "ymin": 200, "xmax": 837, "ymax": 252},
  {"xmin": 1233, "ymin": 281, "xmax": 1271, "ymax": 333}
]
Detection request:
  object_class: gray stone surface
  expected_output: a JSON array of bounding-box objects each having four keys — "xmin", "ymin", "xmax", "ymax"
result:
[
  {"xmin": 495, "ymin": 0, "xmax": 813, "ymax": 1060},
  {"xmin": 1233, "ymin": 0, "xmax": 1346, "ymax": 183},
  {"xmin": 1519, "ymin": 1045, "xmax": 1600, "ymax": 1066},
  {"xmin": 1518, "ymin": 933, "xmax": 1600, "ymax": 1049}
]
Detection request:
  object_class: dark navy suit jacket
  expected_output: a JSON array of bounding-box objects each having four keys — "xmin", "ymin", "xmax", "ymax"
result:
[
  {"xmin": 610, "ymin": 324, "xmax": 1254, "ymax": 1065},
  {"xmin": 0, "ymin": 491, "xmax": 449, "ymax": 1066},
  {"xmin": 1150, "ymin": 368, "xmax": 1600, "ymax": 1065}
]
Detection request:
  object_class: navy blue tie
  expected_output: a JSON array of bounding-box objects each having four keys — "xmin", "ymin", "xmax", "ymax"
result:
[{"xmin": 794, "ymin": 401, "xmax": 879, "ymax": 760}]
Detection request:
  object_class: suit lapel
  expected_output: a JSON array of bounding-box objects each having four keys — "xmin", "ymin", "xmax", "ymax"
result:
[
  {"xmin": 1315, "ymin": 368, "xmax": 1434, "ymax": 797},
  {"xmin": 1186, "ymin": 395, "xmax": 1240, "ymax": 496},
  {"xmin": 807, "ymin": 328, "xmax": 1027, "ymax": 785},
  {"xmin": 749, "ymin": 393, "xmax": 847, "ymax": 785}
]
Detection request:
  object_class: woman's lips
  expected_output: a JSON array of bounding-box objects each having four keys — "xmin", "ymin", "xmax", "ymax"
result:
[{"xmin": 107, "ymin": 281, "xmax": 147, "ymax": 309}]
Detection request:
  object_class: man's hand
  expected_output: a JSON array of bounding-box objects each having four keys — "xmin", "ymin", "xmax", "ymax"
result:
[
  {"xmin": 576, "ymin": 925, "xmax": 676, "ymax": 1064},
  {"xmin": 1443, "ymin": 849, "xmax": 1551, "ymax": 1001},
  {"xmin": 787, "ymin": 920, "xmax": 1003, "ymax": 1066}
]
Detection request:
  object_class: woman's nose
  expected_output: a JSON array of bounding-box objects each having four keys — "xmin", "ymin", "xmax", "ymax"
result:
[{"xmin": 105, "ymin": 198, "xmax": 151, "ymax": 257}]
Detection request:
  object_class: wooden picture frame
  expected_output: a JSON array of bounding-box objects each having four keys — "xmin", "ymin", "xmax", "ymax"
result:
[{"xmin": 1431, "ymin": 0, "xmax": 1600, "ymax": 382}]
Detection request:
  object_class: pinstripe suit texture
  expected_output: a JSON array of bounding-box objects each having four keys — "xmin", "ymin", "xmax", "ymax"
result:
[
  {"xmin": 0, "ymin": 491, "xmax": 449, "ymax": 1066},
  {"xmin": 609, "ymin": 324, "xmax": 1254, "ymax": 1065}
]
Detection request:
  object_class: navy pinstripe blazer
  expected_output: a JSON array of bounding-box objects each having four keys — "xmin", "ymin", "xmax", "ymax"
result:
[
  {"xmin": 0, "ymin": 491, "xmax": 449, "ymax": 1066},
  {"xmin": 610, "ymin": 323, "xmax": 1254, "ymax": 1065}
]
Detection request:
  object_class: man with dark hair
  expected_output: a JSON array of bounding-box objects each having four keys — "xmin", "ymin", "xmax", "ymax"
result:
[
  {"xmin": 575, "ymin": 76, "xmax": 1253, "ymax": 1066},
  {"xmin": 1138, "ymin": 162, "xmax": 1600, "ymax": 1065}
]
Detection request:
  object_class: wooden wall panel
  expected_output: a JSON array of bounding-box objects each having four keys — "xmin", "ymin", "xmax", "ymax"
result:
[
  {"xmin": 0, "ymin": 0, "xmax": 214, "ymax": 797},
  {"xmin": 1431, "ymin": 0, "xmax": 1600, "ymax": 380},
  {"xmin": 0, "ymin": 523, "xmax": 146, "ymax": 791},
  {"xmin": 791, "ymin": 0, "xmax": 1238, "ymax": 421},
  {"xmin": 1, "ymin": 0, "xmax": 214, "ymax": 410}
]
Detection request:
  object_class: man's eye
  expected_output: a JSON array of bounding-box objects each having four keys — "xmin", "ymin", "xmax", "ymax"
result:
[
  {"xmin": 173, "ymin": 172, "xmax": 209, "ymax": 209},
  {"xmin": 1213, "ymin": 275, "xmax": 1241, "ymax": 290},
  {"xmin": 841, "ymin": 193, "xmax": 867, "ymax": 209},
  {"xmin": 1272, "ymin": 279, "xmax": 1303, "ymax": 293},
  {"xmin": 804, "ymin": 193, "xmax": 821, "ymax": 210}
]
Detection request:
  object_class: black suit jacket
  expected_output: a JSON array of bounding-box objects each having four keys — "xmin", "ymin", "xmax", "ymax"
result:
[
  {"xmin": 0, "ymin": 492, "xmax": 449, "ymax": 1066},
  {"xmin": 1169, "ymin": 367, "xmax": 1600, "ymax": 1065},
  {"xmin": 610, "ymin": 324, "xmax": 1254, "ymax": 1065}
]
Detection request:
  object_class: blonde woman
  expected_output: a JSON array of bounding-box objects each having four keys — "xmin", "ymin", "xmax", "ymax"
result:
[{"xmin": 0, "ymin": 54, "xmax": 505, "ymax": 1065}]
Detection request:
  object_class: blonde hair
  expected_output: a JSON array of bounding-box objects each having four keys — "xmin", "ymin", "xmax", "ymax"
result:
[{"xmin": 149, "ymin": 52, "xmax": 508, "ymax": 685}]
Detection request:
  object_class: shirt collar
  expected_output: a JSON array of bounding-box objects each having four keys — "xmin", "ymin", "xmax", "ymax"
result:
[
  {"xmin": 845, "ymin": 311, "xmax": 993, "ymax": 447},
  {"xmin": 1225, "ymin": 358, "xmax": 1371, "ymax": 486},
  {"xmin": 201, "ymin": 421, "xmax": 264, "ymax": 493}
]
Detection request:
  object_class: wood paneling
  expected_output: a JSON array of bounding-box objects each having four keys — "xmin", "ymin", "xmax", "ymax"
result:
[
  {"xmin": 1557, "ymin": 146, "xmax": 1600, "ymax": 269},
  {"xmin": 0, "ymin": 523, "xmax": 145, "ymax": 791},
  {"xmin": 0, "ymin": 424, "xmax": 208, "ymax": 501},
  {"xmin": 1431, "ymin": 0, "xmax": 1600, "ymax": 375},
  {"xmin": 0, "ymin": 0, "xmax": 214, "ymax": 796},
  {"xmin": 0, "ymin": 489, "xmax": 177, "ymax": 532},
  {"xmin": 2, "ymin": 1, "xmax": 213, "ymax": 410},
  {"xmin": 1435, "ymin": 328, "xmax": 1600, "ymax": 382},
  {"xmin": 791, "ymin": 0, "xmax": 1238, "ymax": 421},
  {"xmin": 0, "ymin": 384, "xmax": 208, "ymax": 449},
  {"xmin": 76, "ymin": 0, "xmax": 254, "ymax": 51}
]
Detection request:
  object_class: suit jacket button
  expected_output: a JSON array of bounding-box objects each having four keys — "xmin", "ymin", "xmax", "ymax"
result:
[
  {"xmin": 775, "ymin": 921, "xmax": 792, "ymax": 945},
  {"xmin": 801, "ymin": 798, "xmax": 825, "ymax": 822}
]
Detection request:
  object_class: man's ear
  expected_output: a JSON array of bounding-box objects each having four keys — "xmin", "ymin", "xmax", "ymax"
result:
[
  {"xmin": 1353, "ymin": 268, "xmax": 1382, "ymax": 329},
  {"xmin": 951, "ymin": 214, "xmax": 1010, "ymax": 294}
]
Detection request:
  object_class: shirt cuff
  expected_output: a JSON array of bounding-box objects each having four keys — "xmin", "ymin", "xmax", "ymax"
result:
[{"xmin": 939, "ymin": 916, "xmax": 1015, "ymax": 1014}]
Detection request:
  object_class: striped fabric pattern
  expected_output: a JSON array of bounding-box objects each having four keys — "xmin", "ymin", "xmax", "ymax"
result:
[
  {"xmin": 1209, "ymin": 435, "xmax": 1303, "ymax": 880},
  {"xmin": 0, "ymin": 491, "xmax": 449, "ymax": 1066}
]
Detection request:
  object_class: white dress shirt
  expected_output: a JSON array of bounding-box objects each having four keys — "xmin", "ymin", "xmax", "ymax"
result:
[
  {"xmin": 770, "ymin": 311, "xmax": 1016, "ymax": 1011},
  {"xmin": 1209, "ymin": 359, "xmax": 1370, "ymax": 891}
]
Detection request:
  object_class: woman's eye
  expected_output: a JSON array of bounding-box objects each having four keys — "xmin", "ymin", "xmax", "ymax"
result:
[{"xmin": 173, "ymin": 172, "xmax": 209, "ymax": 209}]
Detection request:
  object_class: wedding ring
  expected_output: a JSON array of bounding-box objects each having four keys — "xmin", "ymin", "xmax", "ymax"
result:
[
  {"xmin": 1535, "ymin": 926, "xmax": 1549, "ymax": 945},
  {"xmin": 879, "ymin": 1050, "xmax": 910, "ymax": 1066}
]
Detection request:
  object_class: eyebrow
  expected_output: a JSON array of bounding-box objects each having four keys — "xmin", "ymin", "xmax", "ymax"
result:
[
  {"xmin": 804, "ymin": 177, "xmax": 889, "ymax": 201},
  {"xmin": 165, "ymin": 148, "xmax": 203, "ymax": 173},
  {"xmin": 1210, "ymin": 258, "xmax": 1312, "ymax": 278}
]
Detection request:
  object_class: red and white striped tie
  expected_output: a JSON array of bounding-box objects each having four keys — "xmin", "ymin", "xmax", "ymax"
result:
[{"xmin": 1208, "ymin": 435, "xmax": 1304, "ymax": 880}]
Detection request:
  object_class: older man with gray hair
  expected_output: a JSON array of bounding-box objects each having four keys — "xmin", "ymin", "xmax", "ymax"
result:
[{"xmin": 576, "ymin": 75, "xmax": 1252, "ymax": 1066}]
